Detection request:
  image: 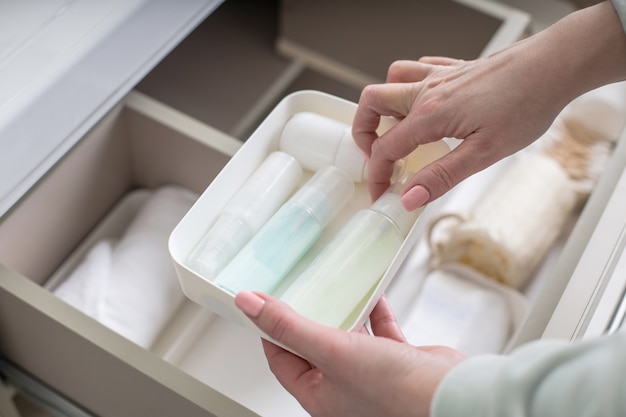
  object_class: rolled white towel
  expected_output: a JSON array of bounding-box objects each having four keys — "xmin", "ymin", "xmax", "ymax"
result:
[
  {"xmin": 54, "ymin": 185, "xmax": 197, "ymax": 349},
  {"xmin": 54, "ymin": 239, "xmax": 113, "ymax": 319},
  {"xmin": 428, "ymin": 152, "xmax": 578, "ymax": 289}
]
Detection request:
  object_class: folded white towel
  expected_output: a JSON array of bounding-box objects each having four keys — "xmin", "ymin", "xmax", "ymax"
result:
[
  {"xmin": 54, "ymin": 239, "xmax": 113, "ymax": 319},
  {"xmin": 54, "ymin": 185, "xmax": 197, "ymax": 349},
  {"xmin": 403, "ymin": 265, "xmax": 526, "ymax": 356}
]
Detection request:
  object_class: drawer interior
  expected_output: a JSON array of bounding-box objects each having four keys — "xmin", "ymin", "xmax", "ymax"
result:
[
  {"xmin": 1, "ymin": 61, "xmax": 623, "ymax": 417},
  {"xmin": 0, "ymin": 101, "xmax": 230, "ymax": 286},
  {"xmin": 0, "ymin": 93, "xmax": 310, "ymax": 416}
]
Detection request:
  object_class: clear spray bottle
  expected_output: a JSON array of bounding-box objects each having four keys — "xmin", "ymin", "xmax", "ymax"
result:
[
  {"xmin": 280, "ymin": 175, "xmax": 419, "ymax": 329},
  {"xmin": 213, "ymin": 165, "xmax": 354, "ymax": 295},
  {"xmin": 187, "ymin": 151, "xmax": 303, "ymax": 279}
]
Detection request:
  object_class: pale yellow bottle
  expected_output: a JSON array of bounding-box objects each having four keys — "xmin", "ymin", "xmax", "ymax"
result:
[{"xmin": 280, "ymin": 183, "xmax": 419, "ymax": 329}]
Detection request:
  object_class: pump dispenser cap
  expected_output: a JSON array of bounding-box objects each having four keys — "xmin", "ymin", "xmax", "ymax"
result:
[
  {"xmin": 292, "ymin": 165, "xmax": 355, "ymax": 227},
  {"xmin": 280, "ymin": 112, "xmax": 367, "ymax": 182},
  {"xmin": 371, "ymin": 187, "xmax": 420, "ymax": 238}
]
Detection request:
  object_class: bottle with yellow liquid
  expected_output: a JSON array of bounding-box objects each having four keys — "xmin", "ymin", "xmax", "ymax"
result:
[{"xmin": 280, "ymin": 180, "xmax": 419, "ymax": 329}]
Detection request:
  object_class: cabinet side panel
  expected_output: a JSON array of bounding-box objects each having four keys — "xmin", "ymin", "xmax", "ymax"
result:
[
  {"xmin": 126, "ymin": 109, "xmax": 232, "ymax": 195},
  {"xmin": 0, "ymin": 106, "xmax": 133, "ymax": 284}
]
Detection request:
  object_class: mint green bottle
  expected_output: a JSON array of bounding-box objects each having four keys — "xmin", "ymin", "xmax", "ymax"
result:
[
  {"xmin": 213, "ymin": 166, "xmax": 354, "ymax": 295},
  {"xmin": 280, "ymin": 185, "xmax": 419, "ymax": 329}
]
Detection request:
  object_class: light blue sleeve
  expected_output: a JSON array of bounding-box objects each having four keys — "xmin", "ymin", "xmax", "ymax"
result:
[
  {"xmin": 431, "ymin": 331, "xmax": 626, "ymax": 417},
  {"xmin": 613, "ymin": 0, "xmax": 626, "ymax": 32},
  {"xmin": 433, "ymin": 3, "xmax": 626, "ymax": 414}
]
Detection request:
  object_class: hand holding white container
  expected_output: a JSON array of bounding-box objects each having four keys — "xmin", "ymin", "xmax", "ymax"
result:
[
  {"xmin": 280, "ymin": 181, "xmax": 419, "ymax": 329},
  {"xmin": 169, "ymin": 90, "xmax": 451, "ymax": 340}
]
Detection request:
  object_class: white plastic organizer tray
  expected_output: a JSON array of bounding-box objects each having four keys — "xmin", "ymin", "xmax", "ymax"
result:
[{"xmin": 169, "ymin": 90, "xmax": 450, "ymax": 340}]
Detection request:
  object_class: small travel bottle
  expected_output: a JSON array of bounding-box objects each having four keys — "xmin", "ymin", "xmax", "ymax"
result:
[
  {"xmin": 280, "ymin": 182, "xmax": 419, "ymax": 329},
  {"xmin": 213, "ymin": 165, "xmax": 354, "ymax": 295},
  {"xmin": 280, "ymin": 111, "xmax": 448, "ymax": 182},
  {"xmin": 187, "ymin": 151, "xmax": 303, "ymax": 279}
]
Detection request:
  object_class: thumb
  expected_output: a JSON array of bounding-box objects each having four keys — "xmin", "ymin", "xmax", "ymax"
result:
[
  {"xmin": 235, "ymin": 291, "xmax": 346, "ymax": 364},
  {"xmin": 401, "ymin": 139, "xmax": 502, "ymax": 210}
]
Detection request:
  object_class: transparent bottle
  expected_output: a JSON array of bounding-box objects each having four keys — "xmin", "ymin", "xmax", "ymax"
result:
[
  {"xmin": 280, "ymin": 111, "xmax": 443, "ymax": 182},
  {"xmin": 280, "ymin": 182, "xmax": 419, "ymax": 329},
  {"xmin": 187, "ymin": 151, "xmax": 303, "ymax": 279},
  {"xmin": 213, "ymin": 165, "xmax": 354, "ymax": 295}
]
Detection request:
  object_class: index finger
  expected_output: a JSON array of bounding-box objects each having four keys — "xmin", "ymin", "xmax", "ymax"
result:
[
  {"xmin": 353, "ymin": 83, "xmax": 423, "ymax": 199},
  {"xmin": 352, "ymin": 83, "xmax": 418, "ymax": 157}
]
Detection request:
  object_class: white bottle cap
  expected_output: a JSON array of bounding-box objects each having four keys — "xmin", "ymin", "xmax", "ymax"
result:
[
  {"xmin": 371, "ymin": 188, "xmax": 419, "ymax": 238},
  {"xmin": 292, "ymin": 165, "xmax": 355, "ymax": 228},
  {"xmin": 335, "ymin": 130, "xmax": 369, "ymax": 182},
  {"xmin": 280, "ymin": 112, "xmax": 367, "ymax": 182},
  {"xmin": 188, "ymin": 151, "xmax": 303, "ymax": 278}
]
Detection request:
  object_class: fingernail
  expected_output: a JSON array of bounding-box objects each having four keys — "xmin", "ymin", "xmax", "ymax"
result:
[
  {"xmin": 235, "ymin": 291, "xmax": 266, "ymax": 318},
  {"xmin": 402, "ymin": 185, "xmax": 430, "ymax": 210}
]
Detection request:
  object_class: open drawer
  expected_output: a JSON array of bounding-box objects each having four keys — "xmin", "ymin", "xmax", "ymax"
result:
[
  {"xmin": 2, "ymin": 84, "xmax": 626, "ymax": 416},
  {"xmin": 3, "ymin": 84, "xmax": 624, "ymax": 417},
  {"xmin": 0, "ymin": 92, "xmax": 314, "ymax": 417}
]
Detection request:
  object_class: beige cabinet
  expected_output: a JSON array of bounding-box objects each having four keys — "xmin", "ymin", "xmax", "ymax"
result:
[{"xmin": 8, "ymin": 2, "xmax": 622, "ymax": 416}]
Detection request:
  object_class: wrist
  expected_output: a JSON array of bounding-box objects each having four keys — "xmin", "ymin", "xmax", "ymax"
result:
[
  {"xmin": 482, "ymin": 1, "xmax": 626, "ymax": 123},
  {"xmin": 539, "ymin": 1, "xmax": 626, "ymax": 101}
]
